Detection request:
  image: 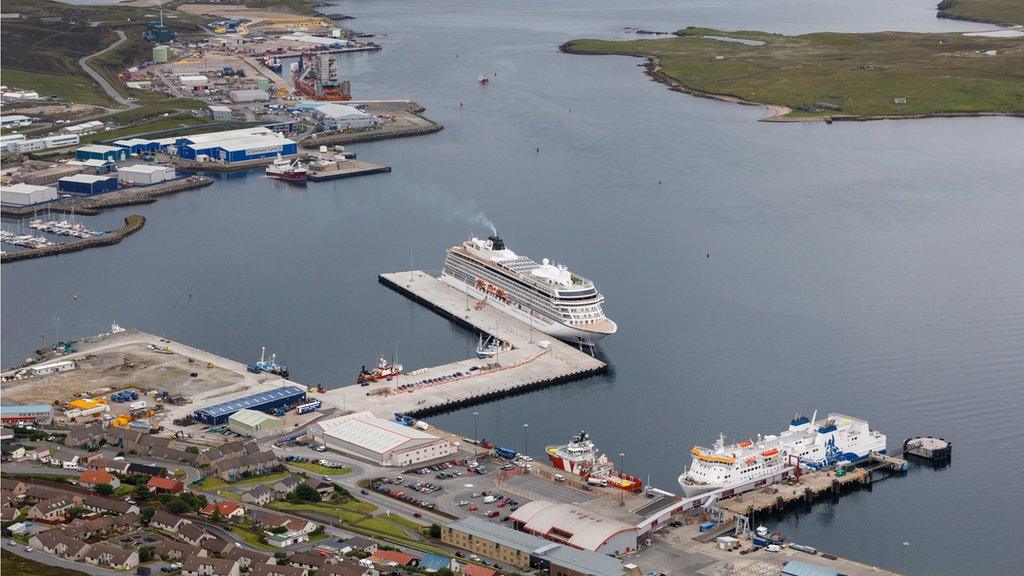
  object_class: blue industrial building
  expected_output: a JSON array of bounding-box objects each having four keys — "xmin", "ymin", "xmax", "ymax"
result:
[
  {"xmin": 57, "ymin": 174, "xmax": 119, "ymax": 195},
  {"xmin": 113, "ymin": 138, "xmax": 162, "ymax": 155},
  {"xmin": 75, "ymin": 144, "xmax": 128, "ymax": 162},
  {"xmin": 193, "ymin": 385, "xmax": 307, "ymax": 425},
  {"xmin": 174, "ymin": 127, "xmax": 297, "ymax": 163}
]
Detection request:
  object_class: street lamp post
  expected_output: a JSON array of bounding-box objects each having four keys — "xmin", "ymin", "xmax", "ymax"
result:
[
  {"xmin": 473, "ymin": 412, "xmax": 480, "ymax": 457},
  {"xmin": 619, "ymin": 452, "xmax": 626, "ymax": 506},
  {"xmin": 523, "ymin": 423, "xmax": 529, "ymax": 457}
]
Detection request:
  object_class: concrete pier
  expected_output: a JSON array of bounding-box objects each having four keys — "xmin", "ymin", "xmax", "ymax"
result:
[{"xmin": 319, "ymin": 271, "xmax": 606, "ymax": 418}]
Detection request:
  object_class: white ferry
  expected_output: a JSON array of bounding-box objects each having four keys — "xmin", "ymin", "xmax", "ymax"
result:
[
  {"xmin": 439, "ymin": 234, "xmax": 616, "ymax": 346},
  {"xmin": 677, "ymin": 412, "xmax": 887, "ymax": 497}
]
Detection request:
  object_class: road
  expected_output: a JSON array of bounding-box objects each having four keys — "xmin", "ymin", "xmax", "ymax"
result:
[{"xmin": 78, "ymin": 29, "xmax": 136, "ymax": 109}]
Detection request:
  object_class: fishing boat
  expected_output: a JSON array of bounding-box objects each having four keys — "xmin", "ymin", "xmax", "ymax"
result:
[
  {"xmin": 478, "ymin": 75, "xmax": 489, "ymax": 85},
  {"xmin": 357, "ymin": 355, "xmax": 403, "ymax": 385},
  {"xmin": 475, "ymin": 334, "xmax": 508, "ymax": 358},
  {"xmin": 254, "ymin": 346, "xmax": 289, "ymax": 378},
  {"xmin": 266, "ymin": 155, "xmax": 309, "ymax": 182}
]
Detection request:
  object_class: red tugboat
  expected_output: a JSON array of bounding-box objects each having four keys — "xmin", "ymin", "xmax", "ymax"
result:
[
  {"xmin": 266, "ymin": 156, "xmax": 308, "ymax": 182},
  {"xmin": 357, "ymin": 355, "xmax": 403, "ymax": 385},
  {"xmin": 546, "ymin": 430, "xmax": 643, "ymax": 492}
]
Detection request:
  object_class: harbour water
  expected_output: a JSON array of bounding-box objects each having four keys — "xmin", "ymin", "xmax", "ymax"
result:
[{"xmin": 2, "ymin": 0, "xmax": 1022, "ymax": 573}]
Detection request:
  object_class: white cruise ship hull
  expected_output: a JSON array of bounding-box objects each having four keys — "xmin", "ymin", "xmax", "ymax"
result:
[{"xmin": 439, "ymin": 274, "xmax": 613, "ymax": 345}]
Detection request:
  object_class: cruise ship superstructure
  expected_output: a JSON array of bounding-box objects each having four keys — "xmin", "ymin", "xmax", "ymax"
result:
[
  {"xmin": 440, "ymin": 234, "xmax": 616, "ymax": 345},
  {"xmin": 677, "ymin": 412, "xmax": 887, "ymax": 498}
]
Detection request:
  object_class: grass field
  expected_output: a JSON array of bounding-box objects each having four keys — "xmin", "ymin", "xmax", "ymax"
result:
[
  {"xmin": 289, "ymin": 461, "xmax": 353, "ymax": 476},
  {"xmin": 937, "ymin": 0, "xmax": 1023, "ymax": 26},
  {"xmin": 2, "ymin": 553, "xmax": 90, "ymax": 576},
  {"xmin": 0, "ymin": 70, "xmax": 113, "ymax": 107},
  {"xmin": 564, "ymin": 28, "xmax": 1024, "ymax": 120}
]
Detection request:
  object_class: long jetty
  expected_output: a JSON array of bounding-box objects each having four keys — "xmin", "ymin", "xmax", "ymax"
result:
[{"xmin": 320, "ymin": 271, "xmax": 606, "ymax": 417}]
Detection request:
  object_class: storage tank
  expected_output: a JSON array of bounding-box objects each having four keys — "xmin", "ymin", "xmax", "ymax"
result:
[
  {"xmin": 153, "ymin": 45, "xmax": 170, "ymax": 63},
  {"xmin": 256, "ymin": 76, "xmax": 270, "ymax": 91}
]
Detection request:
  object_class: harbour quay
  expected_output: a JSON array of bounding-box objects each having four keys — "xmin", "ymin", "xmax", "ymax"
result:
[{"xmin": 320, "ymin": 271, "xmax": 606, "ymax": 418}]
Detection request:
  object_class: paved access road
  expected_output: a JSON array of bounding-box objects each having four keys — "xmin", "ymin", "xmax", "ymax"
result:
[{"xmin": 77, "ymin": 29, "xmax": 136, "ymax": 109}]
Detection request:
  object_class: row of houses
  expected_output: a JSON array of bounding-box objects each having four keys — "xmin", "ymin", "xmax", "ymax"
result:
[
  {"xmin": 28, "ymin": 531, "xmax": 140, "ymax": 571},
  {"xmin": 66, "ymin": 423, "xmax": 200, "ymax": 464},
  {"xmin": 239, "ymin": 474, "xmax": 333, "ymax": 507}
]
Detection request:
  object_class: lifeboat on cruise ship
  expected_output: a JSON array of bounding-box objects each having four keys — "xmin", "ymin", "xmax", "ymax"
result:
[
  {"xmin": 738, "ymin": 440, "xmax": 754, "ymax": 448},
  {"xmin": 761, "ymin": 448, "xmax": 780, "ymax": 457}
]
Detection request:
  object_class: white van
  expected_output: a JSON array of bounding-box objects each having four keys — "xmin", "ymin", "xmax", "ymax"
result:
[{"xmin": 554, "ymin": 474, "xmax": 565, "ymax": 482}]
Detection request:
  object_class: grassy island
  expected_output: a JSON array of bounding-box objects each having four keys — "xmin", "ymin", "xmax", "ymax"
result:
[{"xmin": 562, "ymin": 28, "xmax": 1024, "ymax": 121}]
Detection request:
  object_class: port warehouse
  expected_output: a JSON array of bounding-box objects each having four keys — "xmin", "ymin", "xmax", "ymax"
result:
[
  {"xmin": 57, "ymin": 174, "xmax": 119, "ymax": 195},
  {"xmin": 174, "ymin": 126, "xmax": 297, "ymax": 162},
  {"xmin": 117, "ymin": 164, "xmax": 176, "ymax": 185},
  {"xmin": 308, "ymin": 411, "xmax": 458, "ymax": 467},
  {"xmin": 192, "ymin": 385, "xmax": 307, "ymax": 425},
  {"xmin": 780, "ymin": 561, "xmax": 845, "ymax": 576},
  {"xmin": 113, "ymin": 138, "xmax": 163, "ymax": 155},
  {"xmin": 1, "ymin": 115, "xmax": 33, "ymax": 128},
  {"xmin": 293, "ymin": 102, "xmax": 376, "ymax": 131},
  {"xmin": 75, "ymin": 144, "xmax": 129, "ymax": 162},
  {"xmin": 509, "ymin": 500, "xmax": 638, "ymax": 555},
  {"xmin": 227, "ymin": 408, "xmax": 284, "ymax": 438},
  {"xmin": 442, "ymin": 516, "xmax": 639, "ymax": 576},
  {"xmin": 0, "ymin": 404, "xmax": 54, "ymax": 426},
  {"xmin": 1, "ymin": 183, "xmax": 57, "ymax": 206}
]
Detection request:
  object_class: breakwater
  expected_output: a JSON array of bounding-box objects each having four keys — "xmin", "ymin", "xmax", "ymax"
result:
[{"xmin": 1, "ymin": 214, "xmax": 145, "ymax": 263}]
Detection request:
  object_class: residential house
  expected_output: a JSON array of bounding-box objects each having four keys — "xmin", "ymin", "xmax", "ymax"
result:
[
  {"xmin": 83, "ymin": 542, "xmax": 140, "ymax": 570},
  {"xmin": 197, "ymin": 441, "xmax": 251, "ymax": 466},
  {"xmin": 28, "ymin": 531, "xmax": 91, "ymax": 560},
  {"xmin": 252, "ymin": 563, "xmax": 307, "ymax": 576},
  {"xmin": 289, "ymin": 551, "xmax": 328, "ymax": 571},
  {"xmin": 27, "ymin": 447, "xmax": 51, "ymax": 462},
  {"xmin": 202, "ymin": 500, "xmax": 245, "ymax": 519},
  {"xmin": 151, "ymin": 509, "xmax": 190, "ymax": 533},
  {"xmin": 461, "ymin": 565, "xmax": 497, "ymax": 576},
  {"xmin": 211, "ymin": 450, "xmax": 280, "ymax": 481},
  {"xmin": 127, "ymin": 462, "xmax": 167, "ymax": 477},
  {"xmin": 1, "ymin": 505, "xmax": 19, "ymax": 521},
  {"xmin": 418, "ymin": 554, "xmax": 458, "ymax": 573},
  {"xmin": 28, "ymin": 495, "xmax": 76, "ymax": 522},
  {"xmin": 64, "ymin": 424, "xmax": 104, "ymax": 449},
  {"xmin": 78, "ymin": 469, "xmax": 121, "ymax": 490},
  {"xmin": 156, "ymin": 538, "xmax": 208, "ymax": 561},
  {"xmin": 241, "ymin": 484, "xmax": 275, "ymax": 506},
  {"xmin": 336, "ymin": 536, "xmax": 376, "ymax": 555},
  {"xmin": 225, "ymin": 546, "xmax": 275, "ymax": 569},
  {"xmin": 370, "ymin": 550, "xmax": 417, "ymax": 567},
  {"xmin": 273, "ymin": 474, "xmax": 303, "ymax": 495},
  {"xmin": 321, "ymin": 563, "xmax": 376, "ymax": 576},
  {"xmin": 23, "ymin": 482, "xmax": 66, "ymax": 502},
  {"xmin": 302, "ymin": 477, "xmax": 335, "ymax": 501},
  {"xmin": 201, "ymin": 536, "xmax": 234, "ymax": 555},
  {"xmin": 81, "ymin": 493, "xmax": 139, "ymax": 515},
  {"xmin": 1, "ymin": 478, "xmax": 26, "ymax": 496},
  {"xmin": 179, "ymin": 522, "xmax": 211, "ymax": 546},
  {"xmin": 3, "ymin": 442, "xmax": 26, "ymax": 461},
  {"xmin": 148, "ymin": 476, "xmax": 186, "ymax": 494},
  {"xmin": 182, "ymin": 556, "xmax": 241, "ymax": 576}
]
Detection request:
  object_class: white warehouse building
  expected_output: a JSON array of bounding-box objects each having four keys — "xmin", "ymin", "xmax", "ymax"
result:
[
  {"xmin": 310, "ymin": 103, "xmax": 375, "ymax": 132},
  {"xmin": 308, "ymin": 411, "xmax": 458, "ymax": 467},
  {"xmin": 117, "ymin": 164, "xmax": 176, "ymax": 185},
  {"xmin": 1, "ymin": 183, "xmax": 57, "ymax": 206}
]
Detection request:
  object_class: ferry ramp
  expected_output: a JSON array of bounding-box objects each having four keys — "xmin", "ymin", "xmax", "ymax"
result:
[{"xmin": 319, "ymin": 271, "xmax": 606, "ymax": 418}]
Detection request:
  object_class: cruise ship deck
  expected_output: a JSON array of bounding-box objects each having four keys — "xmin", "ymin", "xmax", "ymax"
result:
[{"xmin": 320, "ymin": 271, "xmax": 607, "ymax": 418}]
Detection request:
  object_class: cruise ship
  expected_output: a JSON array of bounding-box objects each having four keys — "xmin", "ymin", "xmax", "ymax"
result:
[
  {"xmin": 677, "ymin": 412, "xmax": 887, "ymax": 497},
  {"xmin": 439, "ymin": 234, "xmax": 616, "ymax": 345}
]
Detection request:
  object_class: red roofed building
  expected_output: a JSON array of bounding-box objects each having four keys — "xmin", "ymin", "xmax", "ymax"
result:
[
  {"xmin": 462, "ymin": 564, "xmax": 497, "ymax": 576},
  {"xmin": 201, "ymin": 501, "xmax": 244, "ymax": 519},
  {"xmin": 78, "ymin": 469, "xmax": 120, "ymax": 490},
  {"xmin": 370, "ymin": 550, "xmax": 416, "ymax": 567},
  {"xmin": 147, "ymin": 476, "xmax": 184, "ymax": 494}
]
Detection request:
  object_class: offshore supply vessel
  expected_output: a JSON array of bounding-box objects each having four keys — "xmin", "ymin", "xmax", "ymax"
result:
[
  {"xmin": 439, "ymin": 234, "xmax": 616, "ymax": 346},
  {"xmin": 546, "ymin": 430, "xmax": 643, "ymax": 492},
  {"xmin": 677, "ymin": 412, "xmax": 887, "ymax": 497},
  {"xmin": 292, "ymin": 52, "xmax": 351, "ymax": 101}
]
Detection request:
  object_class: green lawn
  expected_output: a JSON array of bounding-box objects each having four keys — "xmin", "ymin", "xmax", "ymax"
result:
[
  {"xmin": 563, "ymin": 28, "xmax": 1024, "ymax": 120},
  {"xmin": 230, "ymin": 526, "xmax": 279, "ymax": 551},
  {"xmin": 199, "ymin": 470, "xmax": 290, "ymax": 491},
  {"xmin": 0, "ymin": 69, "xmax": 115, "ymax": 107},
  {"xmin": 937, "ymin": 0, "xmax": 1023, "ymax": 26},
  {"xmin": 269, "ymin": 498, "xmax": 377, "ymax": 523},
  {"xmin": 289, "ymin": 461, "xmax": 353, "ymax": 476}
]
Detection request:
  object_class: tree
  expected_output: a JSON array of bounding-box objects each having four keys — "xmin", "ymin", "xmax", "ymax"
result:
[
  {"xmin": 166, "ymin": 498, "xmax": 190, "ymax": 514},
  {"xmin": 139, "ymin": 547, "xmax": 153, "ymax": 562},
  {"xmin": 141, "ymin": 506, "xmax": 156, "ymax": 525},
  {"xmin": 428, "ymin": 524, "xmax": 441, "ymax": 538},
  {"xmin": 267, "ymin": 525, "xmax": 288, "ymax": 534},
  {"xmin": 95, "ymin": 483, "xmax": 114, "ymax": 496},
  {"xmin": 211, "ymin": 508, "xmax": 224, "ymax": 523},
  {"xmin": 67, "ymin": 506, "xmax": 89, "ymax": 520},
  {"xmin": 287, "ymin": 483, "xmax": 321, "ymax": 503},
  {"xmin": 186, "ymin": 446, "xmax": 200, "ymax": 454},
  {"xmin": 134, "ymin": 483, "xmax": 150, "ymax": 502},
  {"xmin": 437, "ymin": 569, "xmax": 454, "ymax": 576}
]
